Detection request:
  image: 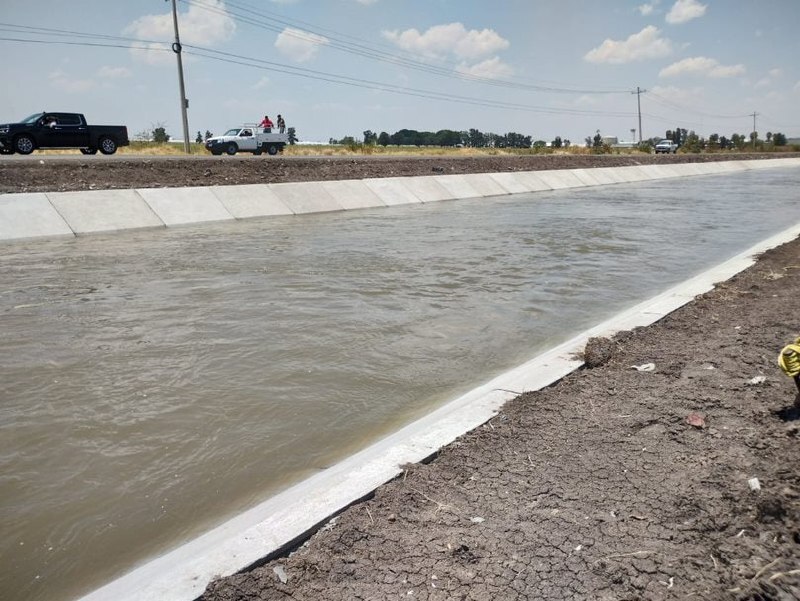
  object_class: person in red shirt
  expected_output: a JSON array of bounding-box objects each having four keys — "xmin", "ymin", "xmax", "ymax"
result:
[{"xmin": 259, "ymin": 115, "xmax": 274, "ymax": 131}]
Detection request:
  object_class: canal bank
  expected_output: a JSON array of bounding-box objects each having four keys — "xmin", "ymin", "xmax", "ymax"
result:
[{"xmin": 2, "ymin": 157, "xmax": 799, "ymax": 242}]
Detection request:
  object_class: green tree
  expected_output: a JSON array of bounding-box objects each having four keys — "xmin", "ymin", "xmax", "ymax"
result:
[
  {"xmin": 204, "ymin": 130, "xmax": 213, "ymax": 140},
  {"xmin": 195, "ymin": 131, "xmax": 203, "ymax": 144},
  {"xmin": 152, "ymin": 126, "xmax": 170, "ymax": 143},
  {"xmin": 363, "ymin": 130, "xmax": 377, "ymax": 145},
  {"xmin": 773, "ymin": 132, "xmax": 787, "ymax": 146},
  {"xmin": 377, "ymin": 131, "xmax": 390, "ymax": 146},
  {"xmin": 287, "ymin": 127, "xmax": 298, "ymax": 145},
  {"xmin": 551, "ymin": 136, "xmax": 562, "ymax": 149}
]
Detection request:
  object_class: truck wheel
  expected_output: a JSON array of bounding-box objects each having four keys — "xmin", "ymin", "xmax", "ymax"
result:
[
  {"xmin": 226, "ymin": 143, "xmax": 238, "ymax": 155},
  {"xmin": 211, "ymin": 150, "xmax": 222, "ymax": 156},
  {"xmin": 267, "ymin": 144, "xmax": 278, "ymax": 155},
  {"xmin": 253, "ymin": 148, "xmax": 263, "ymax": 156},
  {"xmin": 80, "ymin": 148, "xmax": 98, "ymax": 155},
  {"xmin": 14, "ymin": 135, "xmax": 35, "ymax": 155},
  {"xmin": 98, "ymin": 137, "xmax": 117, "ymax": 155}
]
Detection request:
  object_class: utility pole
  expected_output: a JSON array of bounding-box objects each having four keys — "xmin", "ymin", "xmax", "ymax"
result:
[
  {"xmin": 632, "ymin": 87, "xmax": 647, "ymax": 143},
  {"xmin": 751, "ymin": 111, "xmax": 758, "ymax": 150},
  {"xmin": 169, "ymin": 0, "xmax": 191, "ymax": 154}
]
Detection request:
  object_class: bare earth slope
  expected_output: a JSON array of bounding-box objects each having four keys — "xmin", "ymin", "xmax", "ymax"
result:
[
  {"xmin": 1, "ymin": 152, "xmax": 797, "ymax": 194},
  {"xmin": 201, "ymin": 237, "xmax": 800, "ymax": 601}
]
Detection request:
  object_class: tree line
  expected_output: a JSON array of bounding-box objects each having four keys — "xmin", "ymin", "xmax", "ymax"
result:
[{"xmin": 330, "ymin": 129, "xmax": 570, "ymax": 149}]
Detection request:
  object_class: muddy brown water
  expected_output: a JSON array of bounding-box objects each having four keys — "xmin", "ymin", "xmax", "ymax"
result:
[{"xmin": 2, "ymin": 169, "xmax": 799, "ymax": 601}]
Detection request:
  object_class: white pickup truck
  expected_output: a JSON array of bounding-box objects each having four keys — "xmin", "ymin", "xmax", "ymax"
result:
[
  {"xmin": 654, "ymin": 139, "xmax": 679, "ymax": 154},
  {"xmin": 205, "ymin": 125, "xmax": 288, "ymax": 156}
]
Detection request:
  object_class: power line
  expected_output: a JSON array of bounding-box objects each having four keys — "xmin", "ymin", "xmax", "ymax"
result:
[{"xmin": 181, "ymin": 0, "xmax": 631, "ymax": 96}]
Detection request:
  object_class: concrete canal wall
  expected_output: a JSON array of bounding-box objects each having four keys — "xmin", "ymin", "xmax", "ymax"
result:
[{"xmin": 2, "ymin": 157, "xmax": 799, "ymax": 242}]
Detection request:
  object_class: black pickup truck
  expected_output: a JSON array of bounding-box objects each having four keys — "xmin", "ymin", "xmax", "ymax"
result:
[{"xmin": 0, "ymin": 112, "xmax": 129, "ymax": 155}]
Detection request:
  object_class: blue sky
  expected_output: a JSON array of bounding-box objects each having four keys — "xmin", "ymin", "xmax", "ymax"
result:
[{"xmin": 0, "ymin": 0, "xmax": 798, "ymax": 144}]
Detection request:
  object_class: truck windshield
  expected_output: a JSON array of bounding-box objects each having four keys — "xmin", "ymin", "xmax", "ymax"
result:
[
  {"xmin": 21, "ymin": 113, "xmax": 45, "ymax": 124},
  {"xmin": 224, "ymin": 129, "xmax": 241, "ymax": 136}
]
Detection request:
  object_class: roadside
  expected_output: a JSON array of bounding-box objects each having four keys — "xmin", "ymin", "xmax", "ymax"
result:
[
  {"xmin": 1, "ymin": 152, "xmax": 798, "ymax": 194},
  {"xmin": 201, "ymin": 236, "xmax": 800, "ymax": 601}
]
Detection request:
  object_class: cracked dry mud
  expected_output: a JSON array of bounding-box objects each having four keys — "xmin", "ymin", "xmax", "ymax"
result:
[{"xmin": 201, "ymin": 237, "xmax": 800, "ymax": 601}]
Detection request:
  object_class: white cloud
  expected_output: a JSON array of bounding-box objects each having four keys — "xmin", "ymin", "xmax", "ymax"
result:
[
  {"xmin": 665, "ymin": 0, "xmax": 707, "ymax": 24},
  {"xmin": 659, "ymin": 56, "xmax": 745, "ymax": 78},
  {"xmin": 253, "ymin": 76, "xmax": 270, "ymax": 90},
  {"xmin": 355, "ymin": 0, "xmax": 378, "ymax": 4},
  {"xmin": 382, "ymin": 22, "xmax": 509, "ymax": 61},
  {"xmin": 638, "ymin": 2, "xmax": 658, "ymax": 16},
  {"xmin": 768, "ymin": 68, "xmax": 783, "ymax": 78},
  {"xmin": 584, "ymin": 26, "xmax": 672, "ymax": 64},
  {"xmin": 125, "ymin": 0, "xmax": 235, "ymax": 65},
  {"xmin": 48, "ymin": 70, "xmax": 95, "ymax": 93},
  {"xmin": 456, "ymin": 56, "xmax": 514, "ymax": 80},
  {"xmin": 275, "ymin": 28, "xmax": 329, "ymax": 63},
  {"xmin": 96, "ymin": 66, "xmax": 132, "ymax": 79}
]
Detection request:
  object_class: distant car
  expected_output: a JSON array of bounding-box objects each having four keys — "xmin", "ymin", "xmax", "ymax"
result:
[
  {"xmin": 205, "ymin": 125, "xmax": 288, "ymax": 156},
  {"xmin": 0, "ymin": 112, "xmax": 129, "ymax": 155},
  {"xmin": 654, "ymin": 139, "xmax": 679, "ymax": 154}
]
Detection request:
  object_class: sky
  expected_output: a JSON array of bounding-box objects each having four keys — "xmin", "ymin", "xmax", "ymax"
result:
[{"xmin": 0, "ymin": 0, "xmax": 798, "ymax": 144}]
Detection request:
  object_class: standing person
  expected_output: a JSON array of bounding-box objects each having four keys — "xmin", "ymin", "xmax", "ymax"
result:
[
  {"xmin": 277, "ymin": 114, "xmax": 285, "ymax": 134},
  {"xmin": 259, "ymin": 115, "xmax": 274, "ymax": 131}
]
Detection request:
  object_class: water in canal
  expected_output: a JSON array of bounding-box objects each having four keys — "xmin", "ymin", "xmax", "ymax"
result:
[{"xmin": 2, "ymin": 168, "xmax": 799, "ymax": 601}]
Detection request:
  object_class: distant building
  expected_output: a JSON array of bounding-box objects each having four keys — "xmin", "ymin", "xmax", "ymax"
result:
[
  {"xmin": 601, "ymin": 136, "xmax": 618, "ymax": 146},
  {"xmin": 787, "ymin": 137, "xmax": 800, "ymax": 146}
]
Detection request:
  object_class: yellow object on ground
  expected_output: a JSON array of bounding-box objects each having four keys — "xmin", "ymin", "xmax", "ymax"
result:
[{"xmin": 778, "ymin": 337, "xmax": 800, "ymax": 378}]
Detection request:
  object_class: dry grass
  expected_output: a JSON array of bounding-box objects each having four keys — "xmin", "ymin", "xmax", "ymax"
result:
[{"xmin": 33, "ymin": 142, "xmax": 610, "ymax": 158}]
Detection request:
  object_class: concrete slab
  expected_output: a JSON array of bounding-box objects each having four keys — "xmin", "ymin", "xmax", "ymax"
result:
[
  {"xmin": 401, "ymin": 176, "xmax": 455, "ymax": 202},
  {"xmin": 514, "ymin": 171, "xmax": 554, "ymax": 191},
  {"xmin": 268, "ymin": 182, "xmax": 344, "ymax": 214},
  {"xmin": 646, "ymin": 164, "xmax": 683, "ymax": 178},
  {"xmin": 574, "ymin": 168, "xmax": 618, "ymax": 185},
  {"xmin": 535, "ymin": 169, "xmax": 587, "ymax": 189},
  {"xmin": 321, "ymin": 180, "xmax": 386, "ymax": 210},
  {"xmin": 137, "ymin": 187, "xmax": 235, "ymax": 226},
  {"xmin": 363, "ymin": 177, "xmax": 423, "ymax": 206},
  {"xmin": 672, "ymin": 163, "xmax": 705, "ymax": 176},
  {"xmin": 0, "ymin": 193, "xmax": 74, "ymax": 241},
  {"xmin": 615, "ymin": 165, "xmax": 651, "ymax": 181},
  {"xmin": 77, "ymin": 220, "xmax": 800, "ymax": 601},
  {"xmin": 433, "ymin": 175, "xmax": 482, "ymax": 199},
  {"xmin": 488, "ymin": 172, "xmax": 532, "ymax": 194},
  {"xmin": 569, "ymin": 168, "xmax": 604, "ymax": 186},
  {"xmin": 47, "ymin": 190, "xmax": 164, "ymax": 234},
  {"xmin": 589, "ymin": 167, "xmax": 628, "ymax": 184},
  {"xmin": 211, "ymin": 185, "xmax": 293, "ymax": 218},
  {"xmin": 460, "ymin": 173, "xmax": 510, "ymax": 197}
]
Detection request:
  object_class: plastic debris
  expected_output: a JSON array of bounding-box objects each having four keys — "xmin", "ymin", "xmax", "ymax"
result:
[
  {"xmin": 470, "ymin": 516, "xmax": 485, "ymax": 523},
  {"xmin": 747, "ymin": 375, "xmax": 767, "ymax": 385},
  {"xmin": 748, "ymin": 478, "xmax": 761, "ymax": 492},
  {"xmin": 273, "ymin": 565, "xmax": 288, "ymax": 584},
  {"xmin": 631, "ymin": 363, "xmax": 656, "ymax": 372}
]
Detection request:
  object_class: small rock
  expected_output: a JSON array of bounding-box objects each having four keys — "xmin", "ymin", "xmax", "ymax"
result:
[
  {"xmin": 470, "ymin": 516, "xmax": 485, "ymax": 523},
  {"xmin": 748, "ymin": 477, "xmax": 761, "ymax": 492},
  {"xmin": 747, "ymin": 375, "xmax": 766, "ymax": 385},
  {"xmin": 686, "ymin": 412, "xmax": 706, "ymax": 428}
]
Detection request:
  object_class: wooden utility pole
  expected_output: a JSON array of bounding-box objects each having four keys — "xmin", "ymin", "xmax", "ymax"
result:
[
  {"xmin": 751, "ymin": 111, "xmax": 758, "ymax": 150},
  {"xmin": 169, "ymin": 0, "xmax": 191, "ymax": 153}
]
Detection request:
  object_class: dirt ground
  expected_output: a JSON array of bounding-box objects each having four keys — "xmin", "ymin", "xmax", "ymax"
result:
[
  {"xmin": 199, "ymin": 236, "xmax": 800, "ymax": 601},
  {"xmin": 1, "ymin": 152, "xmax": 797, "ymax": 194}
]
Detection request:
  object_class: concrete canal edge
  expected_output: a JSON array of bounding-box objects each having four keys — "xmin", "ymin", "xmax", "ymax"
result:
[
  {"xmin": 71, "ymin": 159, "xmax": 800, "ymax": 601},
  {"xmin": 2, "ymin": 157, "xmax": 799, "ymax": 242}
]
